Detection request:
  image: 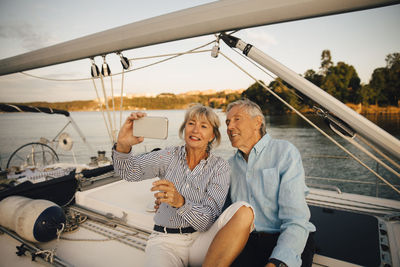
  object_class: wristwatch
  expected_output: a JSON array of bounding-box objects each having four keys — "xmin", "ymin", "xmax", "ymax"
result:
[{"xmin": 268, "ymin": 258, "xmax": 288, "ymax": 267}]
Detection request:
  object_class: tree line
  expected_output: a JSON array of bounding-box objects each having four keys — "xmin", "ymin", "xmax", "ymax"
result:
[
  {"xmin": 240, "ymin": 51, "xmax": 400, "ymax": 114},
  {"xmin": 2, "ymin": 51, "xmax": 398, "ymax": 114}
]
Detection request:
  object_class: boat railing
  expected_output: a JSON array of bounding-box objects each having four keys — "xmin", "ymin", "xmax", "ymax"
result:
[
  {"xmin": 306, "ymin": 182, "xmax": 342, "ymax": 194},
  {"xmin": 303, "ymin": 154, "xmax": 400, "ymax": 199}
]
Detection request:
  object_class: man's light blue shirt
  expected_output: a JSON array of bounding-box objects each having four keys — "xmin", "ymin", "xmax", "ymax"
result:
[{"xmin": 229, "ymin": 133, "xmax": 316, "ymax": 267}]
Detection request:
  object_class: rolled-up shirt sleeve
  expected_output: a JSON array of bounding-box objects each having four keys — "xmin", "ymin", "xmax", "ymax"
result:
[{"xmin": 112, "ymin": 148, "xmax": 171, "ymax": 181}]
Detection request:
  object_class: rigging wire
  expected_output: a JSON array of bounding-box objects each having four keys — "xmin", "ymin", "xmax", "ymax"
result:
[
  {"xmin": 330, "ymin": 126, "xmax": 400, "ymax": 179},
  {"xmin": 99, "ymin": 75, "xmax": 115, "ymax": 143},
  {"xmin": 120, "ymin": 69, "xmax": 125, "ymax": 129},
  {"xmin": 20, "ymin": 71, "xmax": 91, "ymax": 82},
  {"xmin": 110, "ymin": 75, "xmax": 117, "ymax": 141},
  {"xmin": 229, "ymin": 45, "xmax": 305, "ymax": 101},
  {"xmin": 219, "ymin": 51, "xmax": 400, "ymax": 195},
  {"xmin": 16, "ymin": 34, "xmax": 399, "ymax": 194},
  {"xmin": 19, "ymin": 48, "xmax": 214, "ymax": 82},
  {"xmin": 356, "ymin": 134, "xmax": 400, "ymax": 170},
  {"xmin": 91, "ymin": 78, "xmax": 113, "ymax": 144},
  {"xmin": 222, "ymin": 35, "xmax": 400, "ymax": 182}
]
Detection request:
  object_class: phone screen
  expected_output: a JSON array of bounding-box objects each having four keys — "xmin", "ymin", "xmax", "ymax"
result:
[{"xmin": 133, "ymin": 116, "xmax": 168, "ymax": 139}]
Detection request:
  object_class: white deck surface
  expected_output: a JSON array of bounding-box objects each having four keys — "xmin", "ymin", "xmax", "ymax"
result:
[
  {"xmin": 0, "ymin": 179, "xmax": 156, "ymax": 267},
  {"xmin": 1, "ymin": 180, "xmax": 399, "ymax": 266},
  {"xmin": 75, "ymin": 178, "xmax": 157, "ymax": 232}
]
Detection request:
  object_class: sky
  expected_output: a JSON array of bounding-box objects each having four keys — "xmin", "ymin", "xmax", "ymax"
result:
[{"xmin": 0, "ymin": 0, "xmax": 399, "ymax": 103}]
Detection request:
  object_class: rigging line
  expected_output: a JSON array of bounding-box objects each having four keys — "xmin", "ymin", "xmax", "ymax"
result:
[
  {"xmin": 91, "ymin": 78, "xmax": 113, "ymax": 144},
  {"xmin": 120, "ymin": 49, "xmax": 212, "ymax": 75},
  {"xmin": 129, "ymin": 49, "xmax": 213, "ymax": 61},
  {"xmin": 99, "ymin": 75, "xmax": 115, "ymax": 144},
  {"xmin": 110, "ymin": 75, "xmax": 117, "ymax": 141},
  {"xmin": 230, "ymin": 46, "xmax": 305, "ymax": 101},
  {"xmin": 20, "ymin": 71, "xmax": 90, "ymax": 82},
  {"xmin": 331, "ymin": 126, "xmax": 400, "ymax": 179},
  {"xmin": 356, "ymin": 134, "xmax": 400, "ymax": 170},
  {"xmin": 19, "ymin": 45, "xmax": 214, "ymax": 82},
  {"xmin": 120, "ymin": 69, "xmax": 125, "ymax": 129},
  {"xmin": 114, "ymin": 40, "xmax": 215, "ymax": 75},
  {"xmin": 219, "ymin": 51, "xmax": 400, "ymax": 196}
]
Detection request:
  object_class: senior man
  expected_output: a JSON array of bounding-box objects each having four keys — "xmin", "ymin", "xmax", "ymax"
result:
[{"xmin": 203, "ymin": 99, "xmax": 315, "ymax": 267}]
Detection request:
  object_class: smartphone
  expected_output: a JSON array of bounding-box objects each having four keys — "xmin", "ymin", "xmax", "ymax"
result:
[{"xmin": 133, "ymin": 116, "xmax": 168, "ymax": 139}]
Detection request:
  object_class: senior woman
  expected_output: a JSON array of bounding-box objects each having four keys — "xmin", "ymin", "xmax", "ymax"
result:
[{"xmin": 112, "ymin": 104, "xmax": 230, "ymax": 267}]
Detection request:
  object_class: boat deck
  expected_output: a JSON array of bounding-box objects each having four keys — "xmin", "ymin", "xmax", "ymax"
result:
[{"xmin": 1, "ymin": 178, "xmax": 399, "ymax": 266}]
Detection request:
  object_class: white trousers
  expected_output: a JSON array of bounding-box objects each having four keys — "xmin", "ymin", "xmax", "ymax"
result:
[{"xmin": 144, "ymin": 201, "xmax": 254, "ymax": 267}]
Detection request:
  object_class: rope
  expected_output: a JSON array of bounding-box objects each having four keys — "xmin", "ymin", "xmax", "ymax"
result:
[
  {"xmin": 110, "ymin": 75, "xmax": 117, "ymax": 142},
  {"xmin": 121, "ymin": 48, "xmax": 212, "ymax": 75},
  {"xmin": 229, "ymin": 45, "xmax": 305, "ymax": 101},
  {"xmin": 20, "ymin": 71, "xmax": 91, "ymax": 82},
  {"xmin": 18, "ymin": 44, "xmax": 215, "ymax": 82},
  {"xmin": 91, "ymin": 78, "xmax": 113, "ymax": 144},
  {"xmin": 333, "ymin": 128, "xmax": 400, "ymax": 180},
  {"xmin": 219, "ymin": 51, "xmax": 400, "ymax": 196},
  {"xmin": 99, "ymin": 75, "xmax": 115, "ymax": 143},
  {"xmin": 33, "ymin": 223, "xmax": 65, "ymax": 263},
  {"xmin": 129, "ymin": 49, "xmax": 212, "ymax": 61},
  {"xmin": 120, "ymin": 69, "xmax": 125, "ymax": 129},
  {"xmin": 357, "ymin": 134, "xmax": 400, "ymax": 170}
]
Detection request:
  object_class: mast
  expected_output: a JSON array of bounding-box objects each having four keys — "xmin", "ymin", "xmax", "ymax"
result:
[
  {"xmin": 220, "ymin": 33, "xmax": 400, "ymax": 160},
  {"xmin": 0, "ymin": 0, "xmax": 399, "ymax": 75}
]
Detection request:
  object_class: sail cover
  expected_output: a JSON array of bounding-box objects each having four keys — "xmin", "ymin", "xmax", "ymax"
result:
[{"xmin": 0, "ymin": 104, "xmax": 70, "ymax": 117}]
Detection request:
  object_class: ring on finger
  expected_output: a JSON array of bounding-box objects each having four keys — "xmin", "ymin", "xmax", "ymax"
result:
[{"xmin": 165, "ymin": 192, "xmax": 168, "ymax": 198}]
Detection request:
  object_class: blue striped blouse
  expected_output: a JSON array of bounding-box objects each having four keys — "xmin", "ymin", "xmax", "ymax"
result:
[{"xmin": 112, "ymin": 145, "xmax": 230, "ymax": 232}]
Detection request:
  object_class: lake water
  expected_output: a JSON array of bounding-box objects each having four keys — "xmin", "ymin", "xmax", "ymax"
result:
[{"xmin": 1, "ymin": 110, "xmax": 399, "ymax": 201}]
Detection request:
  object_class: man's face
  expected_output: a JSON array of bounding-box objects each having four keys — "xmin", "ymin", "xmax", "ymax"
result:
[{"xmin": 225, "ymin": 105, "xmax": 261, "ymax": 153}]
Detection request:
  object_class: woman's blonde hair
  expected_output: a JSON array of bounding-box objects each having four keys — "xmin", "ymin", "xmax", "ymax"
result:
[{"xmin": 179, "ymin": 104, "xmax": 221, "ymax": 151}]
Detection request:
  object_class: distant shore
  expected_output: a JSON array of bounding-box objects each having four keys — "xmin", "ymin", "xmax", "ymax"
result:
[{"xmin": 1, "ymin": 95, "xmax": 399, "ymax": 114}]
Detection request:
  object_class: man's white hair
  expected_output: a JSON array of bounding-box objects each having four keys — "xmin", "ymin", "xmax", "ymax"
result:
[{"xmin": 226, "ymin": 99, "xmax": 266, "ymax": 136}]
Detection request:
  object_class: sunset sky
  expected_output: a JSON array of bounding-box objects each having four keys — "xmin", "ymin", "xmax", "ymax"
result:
[{"xmin": 0, "ymin": 0, "xmax": 399, "ymax": 102}]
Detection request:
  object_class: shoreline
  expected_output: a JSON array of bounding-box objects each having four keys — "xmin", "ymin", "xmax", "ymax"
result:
[{"xmin": 1, "ymin": 101, "xmax": 399, "ymax": 114}]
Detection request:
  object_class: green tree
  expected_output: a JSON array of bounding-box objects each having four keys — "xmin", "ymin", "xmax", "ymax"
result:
[
  {"xmin": 367, "ymin": 53, "xmax": 400, "ymax": 106},
  {"xmin": 369, "ymin": 67, "xmax": 388, "ymax": 105},
  {"xmin": 321, "ymin": 61, "xmax": 361, "ymax": 103},
  {"xmin": 359, "ymin": 84, "xmax": 380, "ymax": 105},
  {"xmin": 240, "ymin": 80, "xmax": 303, "ymax": 114},
  {"xmin": 241, "ymin": 81, "xmax": 270, "ymax": 113},
  {"xmin": 385, "ymin": 53, "xmax": 400, "ymax": 105},
  {"xmin": 320, "ymin": 50, "xmax": 333, "ymax": 75},
  {"xmin": 304, "ymin": 69, "xmax": 324, "ymax": 87}
]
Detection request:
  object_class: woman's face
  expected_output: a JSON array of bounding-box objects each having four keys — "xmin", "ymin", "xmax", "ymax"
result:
[{"xmin": 184, "ymin": 115, "xmax": 215, "ymax": 152}]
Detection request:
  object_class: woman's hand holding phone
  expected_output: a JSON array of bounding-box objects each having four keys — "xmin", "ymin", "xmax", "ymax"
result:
[{"xmin": 116, "ymin": 112, "xmax": 146, "ymax": 153}]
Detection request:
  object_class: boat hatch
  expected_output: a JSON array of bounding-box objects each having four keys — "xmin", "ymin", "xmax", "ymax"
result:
[{"xmin": 310, "ymin": 205, "xmax": 381, "ymax": 266}]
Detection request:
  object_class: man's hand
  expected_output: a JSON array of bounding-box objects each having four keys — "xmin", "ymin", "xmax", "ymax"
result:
[
  {"xmin": 151, "ymin": 179, "xmax": 185, "ymax": 208},
  {"xmin": 115, "ymin": 112, "xmax": 146, "ymax": 153}
]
